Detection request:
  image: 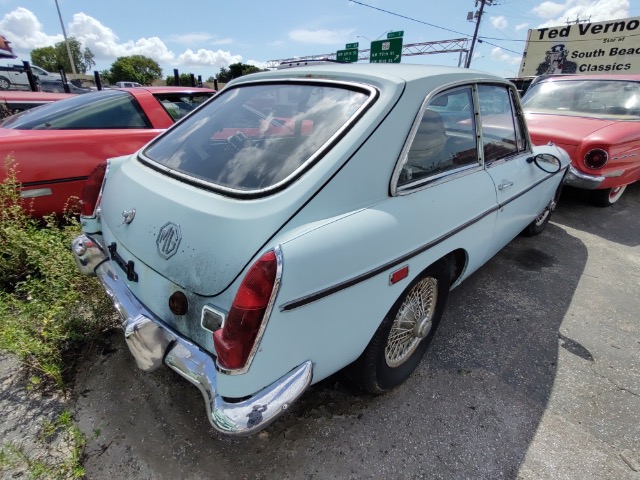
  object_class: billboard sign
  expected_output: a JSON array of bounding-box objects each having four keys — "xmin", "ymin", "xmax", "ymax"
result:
[{"xmin": 519, "ymin": 16, "xmax": 640, "ymax": 76}]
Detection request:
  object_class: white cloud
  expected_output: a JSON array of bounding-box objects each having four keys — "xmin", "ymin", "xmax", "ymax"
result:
[
  {"xmin": 491, "ymin": 47, "xmax": 521, "ymax": 65},
  {"xmin": 490, "ymin": 16, "xmax": 508, "ymax": 30},
  {"xmin": 515, "ymin": 22, "xmax": 530, "ymax": 31},
  {"xmin": 0, "ymin": 7, "xmax": 62, "ymax": 50},
  {"xmin": 69, "ymin": 12, "xmax": 175, "ymax": 62},
  {"xmin": 176, "ymin": 49, "xmax": 242, "ymax": 69},
  {"xmin": 246, "ymin": 59, "xmax": 269, "ymax": 70},
  {"xmin": 289, "ymin": 28, "xmax": 356, "ymax": 45},
  {"xmin": 168, "ymin": 33, "xmax": 215, "ymax": 44},
  {"xmin": 532, "ymin": 0, "xmax": 630, "ymax": 27},
  {"xmin": 532, "ymin": 1, "xmax": 567, "ymax": 19},
  {"xmin": 0, "ymin": 8, "xmax": 249, "ymax": 72}
]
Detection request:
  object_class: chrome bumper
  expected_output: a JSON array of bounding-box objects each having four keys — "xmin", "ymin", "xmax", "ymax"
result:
[
  {"xmin": 71, "ymin": 234, "xmax": 313, "ymax": 436},
  {"xmin": 564, "ymin": 165, "xmax": 605, "ymax": 190}
]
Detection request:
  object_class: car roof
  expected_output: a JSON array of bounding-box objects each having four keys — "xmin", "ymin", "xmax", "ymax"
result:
[
  {"xmin": 228, "ymin": 63, "xmax": 504, "ymax": 87},
  {"xmin": 535, "ymin": 74, "xmax": 640, "ymax": 82},
  {"xmin": 113, "ymin": 86, "xmax": 216, "ymax": 95},
  {"xmin": 0, "ymin": 91, "xmax": 74, "ymax": 101}
]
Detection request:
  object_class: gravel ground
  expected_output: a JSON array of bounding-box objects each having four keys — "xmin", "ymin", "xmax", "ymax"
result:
[{"xmin": 1, "ymin": 184, "xmax": 639, "ymax": 479}]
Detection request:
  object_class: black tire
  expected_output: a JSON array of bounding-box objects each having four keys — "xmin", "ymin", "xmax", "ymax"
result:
[
  {"xmin": 522, "ymin": 179, "xmax": 564, "ymax": 237},
  {"xmin": 591, "ymin": 185, "xmax": 626, "ymax": 207},
  {"xmin": 344, "ymin": 259, "xmax": 451, "ymax": 394},
  {"xmin": 522, "ymin": 203, "xmax": 553, "ymax": 237},
  {"xmin": 0, "ymin": 76, "xmax": 11, "ymax": 90}
]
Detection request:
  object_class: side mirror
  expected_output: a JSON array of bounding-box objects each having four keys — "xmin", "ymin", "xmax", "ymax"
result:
[{"xmin": 527, "ymin": 153, "xmax": 562, "ymax": 174}]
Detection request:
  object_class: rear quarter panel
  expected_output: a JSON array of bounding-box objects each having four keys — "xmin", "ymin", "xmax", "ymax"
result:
[{"xmin": 216, "ymin": 169, "xmax": 498, "ymax": 397}]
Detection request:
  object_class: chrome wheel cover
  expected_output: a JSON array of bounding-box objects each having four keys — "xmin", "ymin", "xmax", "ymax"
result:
[
  {"xmin": 385, "ymin": 277, "xmax": 438, "ymax": 368},
  {"xmin": 534, "ymin": 208, "xmax": 550, "ymax": 226},
  {"xmin": 608, "ymin": 185, "xmax": 626, "ymax": 203}
]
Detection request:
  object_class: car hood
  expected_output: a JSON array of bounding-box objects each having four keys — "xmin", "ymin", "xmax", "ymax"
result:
[{"xmin": 524, "ymin": 112, "xmax": 614, "ymax": 146}]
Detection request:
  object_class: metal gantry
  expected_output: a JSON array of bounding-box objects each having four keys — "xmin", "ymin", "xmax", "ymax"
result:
[{"xmin": 265, "ymin": 38, "xmax": 470, "ymax": 69}]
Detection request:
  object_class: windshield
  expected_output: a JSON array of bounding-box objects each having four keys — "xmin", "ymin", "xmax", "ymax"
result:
[
  {"xmin": 0, "ymin": 90, "xmax": 151, "ymax": 129},
  {"xmin": 142, "ymin": 82, "xmax": 371, "ymax": 194},
  {"xmin": 522, "ymin": 79, "xmax": 640, "ymax": 119}
]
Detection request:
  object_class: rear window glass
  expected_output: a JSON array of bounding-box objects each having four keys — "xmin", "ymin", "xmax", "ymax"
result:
[
  {"xmin": 154, "ymin": 92, "xmax": 213, "ymax": 121},
  {"xmin": 0, "ymin": 90, "xmax": 151, "ymax": 130},
  {"xmin": 142, "ymin": 82, "xmax": 370, "ymax": 194}
]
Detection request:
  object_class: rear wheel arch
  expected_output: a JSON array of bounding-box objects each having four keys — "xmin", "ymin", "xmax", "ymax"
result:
[
  {"xmin": 343, "ymin": 256, "xmax": 453, "ymax": 393},
  {"xmin": 444, "ymin": 248, "xmax": 468, "ymax": 287}
]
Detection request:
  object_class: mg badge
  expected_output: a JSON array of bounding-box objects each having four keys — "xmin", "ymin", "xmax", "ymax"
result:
[{"xmin": 156, "ymin": 222, "xmax": 182, "ymax": 259}]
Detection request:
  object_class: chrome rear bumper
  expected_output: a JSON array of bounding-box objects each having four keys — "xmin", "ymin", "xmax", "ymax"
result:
[
  {"xmin": 71, "ymin": 234, "xmax": 312, "ymax": 436},
  {"xmin": 564, "ymin": 165, "xmax": 605, "ymax": 190}
]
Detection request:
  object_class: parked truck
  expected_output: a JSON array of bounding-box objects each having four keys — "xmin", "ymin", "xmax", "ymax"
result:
[{"xmin": 0, "ymin": 63, "xmax": 61, "ymax": 90}]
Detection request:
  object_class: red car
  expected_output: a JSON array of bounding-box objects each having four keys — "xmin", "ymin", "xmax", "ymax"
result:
[
  {"xmin": 0, "ymin": 86, "xmax": 215, "ymax": 216},
  {"xmin": 0, "ymin": 90, "xmax": 73, "ymax": 118},
  {"xmin": 522, "ymin": 74, "xmax": 640, "ymax": 206}
]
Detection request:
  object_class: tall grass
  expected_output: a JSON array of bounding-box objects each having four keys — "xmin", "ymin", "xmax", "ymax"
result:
[{"xmin": 0, "ymin": 156, "xmax": 115, "ymax": 388}]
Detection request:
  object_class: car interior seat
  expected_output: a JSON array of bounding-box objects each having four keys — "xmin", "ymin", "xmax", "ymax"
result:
[{"xmin": 407, "ymin": 109, "xmax": 452, "ymax": 173}]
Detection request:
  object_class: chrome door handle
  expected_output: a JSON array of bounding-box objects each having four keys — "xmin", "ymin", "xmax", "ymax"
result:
[{"xmin": 498, "ymin": 181, "xmax": 513, "ymax": 190}]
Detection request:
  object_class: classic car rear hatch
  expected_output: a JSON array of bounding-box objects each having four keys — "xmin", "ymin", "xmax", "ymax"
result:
[{"xmin": 99, "ymin": 80, "xmax": 377, "ymax": 296}]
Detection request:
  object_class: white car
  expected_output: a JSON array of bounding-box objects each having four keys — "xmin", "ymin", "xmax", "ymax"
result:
[
  {"xmin": 115, "ymin": 81, "xmax": 143, "ymax": 88},
  {"xmin": 72, "ymin": 64, "xmax": 569, "ymax": 435},
  {"xmin": 0, "ymin": 63, "xmax": 61, "ymax": 90}
]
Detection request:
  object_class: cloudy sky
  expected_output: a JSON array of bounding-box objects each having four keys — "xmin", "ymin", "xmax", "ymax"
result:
[{"xmin": 0, "ymin": 0, "xmax": 636, "ymax": 78}]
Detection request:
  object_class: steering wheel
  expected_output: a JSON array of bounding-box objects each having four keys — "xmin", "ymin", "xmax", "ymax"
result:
[
  {"xmin": 227, "ymin": 131, "xmax": 251, "ymax": 151},
  {"xmin": 577, "ymin": 100, "xmax": 606, "ymax": 111}
]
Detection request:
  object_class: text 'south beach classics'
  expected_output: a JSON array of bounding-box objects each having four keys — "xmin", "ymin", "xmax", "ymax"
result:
[{"xmin": 519, "ymin": 17, "xmax": 640, "ymax": 76}]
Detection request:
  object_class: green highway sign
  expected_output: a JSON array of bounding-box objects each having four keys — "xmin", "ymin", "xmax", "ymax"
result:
[
  {"xmin": 369, "ymin": 37, "xmax": 403, "ymax": 63},
  {"xmin": 387, "ymin": 31, "xmax": 404, "ymax": 39},
  {"xmin": 345, "ymin": 42, "xmax": 359, "ymax": 49},
  {"xmin": 336, "ymin": 48, "xmax": 359, "ymax": 63}
]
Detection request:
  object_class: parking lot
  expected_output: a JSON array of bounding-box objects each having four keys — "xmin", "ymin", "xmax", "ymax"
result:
[{"xmin": 54, "ymin": 183, "xmax": 636, "ymax": 479}]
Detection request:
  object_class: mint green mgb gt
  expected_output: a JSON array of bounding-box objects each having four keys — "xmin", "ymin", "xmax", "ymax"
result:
[{"xmin": 72, "ymin": 63, "xmax": 569, "ymax": 435}]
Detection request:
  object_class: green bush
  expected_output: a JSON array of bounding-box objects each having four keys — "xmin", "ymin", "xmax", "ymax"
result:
[{"xmin": 0, "ymin": 157, "xmax": 115, "ymax": 388}]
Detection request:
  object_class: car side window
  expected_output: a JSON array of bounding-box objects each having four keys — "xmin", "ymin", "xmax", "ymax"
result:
[
  {"xmin": 398, "ymin": 86, "xmax": 478, "ymax": 187},
  {"xmin": 35, "ymin": 93, "xmax": 151, "ymax": 129},
  {"xmin": 478, "ymin": 85, "xmax": 522, "ymax": 163},
  {"xmin": 155, "ymin": 93, "xmax": 212, "ymax": 121}
]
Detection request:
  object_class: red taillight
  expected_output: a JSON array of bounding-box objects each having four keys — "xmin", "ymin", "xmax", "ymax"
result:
[
  {"xmin": 81, "ymin": 162, "xmax": 107, "ymax": 216},
  {"xmin": 213, "ymin": 250, "xmax": 278, "ymax": 370},
  {"xmin": 584, "ymin": 149, "xmax": 608, "ymax": 169}
]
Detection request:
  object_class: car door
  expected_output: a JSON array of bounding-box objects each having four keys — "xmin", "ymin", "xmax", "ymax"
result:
[
  {"xmin": 479, "ymin": 84, "xmax": 550, "ymax": 260},
  {"xmin": 393, "ymin": 85, "xmax": 499, "ymax": 279}
]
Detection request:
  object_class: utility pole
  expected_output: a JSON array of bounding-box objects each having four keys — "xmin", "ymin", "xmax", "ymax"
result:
[
  {"xmin": 465, "ymin": 0, "xmax": 493, "ymax": 68},
  {"xmin": 54, "ymin": 0, "xmax": 77, "ymax": 76}
]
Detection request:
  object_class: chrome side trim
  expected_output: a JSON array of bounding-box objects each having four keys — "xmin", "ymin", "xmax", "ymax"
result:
[
  {"xmin": 71, "ymin": 234, "xmax": 313, "ymax": 435},
  {"xmin": 564, "ymin": 164, "xmax": 605, "ymax": 190},
  {"xmin": 281, "ymin": 167, "xmax": 567, "ymax": 312}
]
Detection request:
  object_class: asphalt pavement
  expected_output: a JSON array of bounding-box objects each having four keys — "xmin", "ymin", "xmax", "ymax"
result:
[{"xmin": 4, "ymin": 183, "xmax": 638, "ymax": 479}]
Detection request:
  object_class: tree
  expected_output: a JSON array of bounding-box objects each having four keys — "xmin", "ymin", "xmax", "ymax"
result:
[
  {"xmin": 107, "ymin": 55, "xmax": 163, "ymax": 85},
  {"xmin": 216, "ymin": 63, "xmax": 264, "ymax": 83},
  {"xmin": 166, "ymin": 73, "xmax": 196, "ymax": 86},
  {"xmin": 30, "ymin": 37, "xmax": 95, "ymax": 74}
]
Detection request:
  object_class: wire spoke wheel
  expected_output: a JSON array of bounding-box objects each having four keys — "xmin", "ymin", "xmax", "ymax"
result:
[
  {"xmin": 344, "ymin": 260, "xmax": 451, "ymax": 394},
  {"xmin": 385, "ymin": 277, "xmax": 438, "ymax": 368}
]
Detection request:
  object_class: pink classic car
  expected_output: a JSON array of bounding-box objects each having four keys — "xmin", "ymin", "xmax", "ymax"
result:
[{"xmin": 522, "ymin": 74, "xmax": 640, "ymax": 206}]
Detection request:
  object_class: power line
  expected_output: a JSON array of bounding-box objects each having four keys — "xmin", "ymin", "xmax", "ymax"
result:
[
  {"xmin": 348, "ymin": 0, "xmax": 522, "ymax": 57},
  {"xmin": 348, "ymin": 0, "xmax": 471, "ymax": 38}
]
